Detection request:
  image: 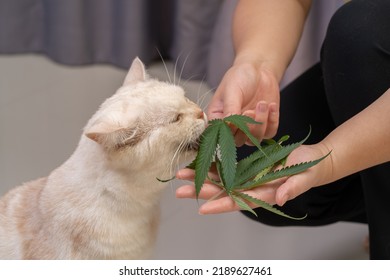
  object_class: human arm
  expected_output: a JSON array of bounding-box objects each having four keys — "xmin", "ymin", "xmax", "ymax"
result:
[
  {"xmin": 233, "ymin": 0, "xmax": 311, "ymax": 82},
  {"xmin": 177, "ymin": 89, "xmax": 390, "ymax": 214},
  {"xmin": 208, "ymin": 0, "xmax": 312, "ymax": 142},
  {"xmin": 275, "ymin": 88, "xmax": 390, "ymax": 205}
]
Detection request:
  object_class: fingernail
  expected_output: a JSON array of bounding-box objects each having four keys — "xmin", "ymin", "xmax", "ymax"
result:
[
  {"xmin": 279, "ymin": 194, "xmax": 289, "ymax": 206},
  {"xmin": 269, "ymin": 103, "xmax": 278, "ymax": 114},
  {"xmin": 198, "ymin": 205, "xmax": 207, "ymax": 215},
  {"xmin": 257, "ymin": 101, "xmax": 268, "ymax": 113}
]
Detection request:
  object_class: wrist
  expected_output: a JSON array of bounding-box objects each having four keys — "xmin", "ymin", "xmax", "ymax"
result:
[
  {"xmin": 233, "ymin": 53, "xmax": 285, "ymax": 83},
  {"xmin": 311, "ymin": 141, "xmax": 335, "ymax": 187}
]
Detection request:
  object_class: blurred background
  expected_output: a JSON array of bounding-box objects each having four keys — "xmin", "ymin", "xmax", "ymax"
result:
[{"xmin": 0, "ymin": 0, "xmax": 368, "ymax": 259}]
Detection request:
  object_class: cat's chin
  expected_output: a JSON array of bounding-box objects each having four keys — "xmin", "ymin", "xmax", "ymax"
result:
[
  {"xmin": 183, "ymin": 137, "xmax": 200, "ymax": 152},
  {"xmin": 184, "ymin": 142, "xmax": 199, "ymax": 152}
]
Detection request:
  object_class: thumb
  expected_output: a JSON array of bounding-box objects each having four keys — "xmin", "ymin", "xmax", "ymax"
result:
[
  {"xmin": 222, "ymin": 90, "xmax": 243, "ymax": 117},
  {"xmin": 275, "ymin": 175, "xmax": 313, "ymax": 206},
  {"xmin": 208, "ymin": 87, "xmax": 243, "ymax": 120}
]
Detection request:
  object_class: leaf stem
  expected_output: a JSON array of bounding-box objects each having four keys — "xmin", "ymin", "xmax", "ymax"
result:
[{"xmin": 207, "ymin": 189, "xmax": 226, "ymax": 203}]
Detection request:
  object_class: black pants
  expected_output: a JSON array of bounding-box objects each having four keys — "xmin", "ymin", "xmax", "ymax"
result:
[{"xmin": 239, "ymin": 0, "xmax": 390, "ymax": 259}]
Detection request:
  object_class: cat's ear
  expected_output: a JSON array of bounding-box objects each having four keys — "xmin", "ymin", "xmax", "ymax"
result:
[
  {"xmin": 123, "ymin": 57, "xmax": 147, "ymax": 86},
  {"xmin": 85, "ymin": 122, "xmax": 145, "ymax": 149},
  {"xmin": 85, "ymin": 122, "xmax": 117, "ymax": 143}
]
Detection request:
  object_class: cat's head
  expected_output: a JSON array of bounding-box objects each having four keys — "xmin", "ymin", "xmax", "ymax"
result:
[{"xmin": 83, "ymin": 58, "xmax": 207, "ymax": 176}]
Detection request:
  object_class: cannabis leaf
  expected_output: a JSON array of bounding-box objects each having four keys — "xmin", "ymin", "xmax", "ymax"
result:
[
  {"xmin": 233, "ymin": 192, "xmax": 307, "ymax": 220},
  {"xmin": 193, "ymin": 120, "xmax": 221, "ymax": 197},
  {"xmin": 190, "ymin": 116, "xmax": 264, "ymax": 196},
  {"xmin": 236, "ymin": 154, "xmax": 330, "ymax": 191},
  {"xmin": 223, "ymin": 115, "xmax": 263, "ymax": 151},
  {"xmin": 217, "ymin": 122, "xmax": 237, "ymax": 190},
  {"xmin": 234, "ymin": 130, "xmax": 311, "ymax": 186},
  {"xmin": 185, "ymin": 115, "xmax": 330, "ymax": 219}
]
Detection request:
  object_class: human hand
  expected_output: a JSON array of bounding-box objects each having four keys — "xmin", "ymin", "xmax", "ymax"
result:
[
  {"xmin": 207, "ymin": 63, "xmax": 280, "ymax": 145},
  {"xmin": 176, "ymin": 143, "xmax": 332, "ymax": 215}
]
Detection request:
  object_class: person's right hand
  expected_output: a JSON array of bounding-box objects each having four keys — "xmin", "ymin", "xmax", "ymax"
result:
[{"xmin": 207, "ymin": 62, "xmax": 280, "ymax": 146}]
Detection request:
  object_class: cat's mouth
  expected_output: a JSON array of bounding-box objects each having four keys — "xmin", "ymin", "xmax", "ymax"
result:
[{"xmin": 184, "ymin": 137, "xmax": 200, "ymax": 152}]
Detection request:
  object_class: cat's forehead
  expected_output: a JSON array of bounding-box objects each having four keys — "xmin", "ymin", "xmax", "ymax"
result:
[
  {"xmin": 97, "ymin": 80, "xmax": 191, "ymax": 124},
  {"xmin": 116, "ymin": 80, "xmax": 187, "ymax": 106}
]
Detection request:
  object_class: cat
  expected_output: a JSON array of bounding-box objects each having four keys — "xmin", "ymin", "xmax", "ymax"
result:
[{"xmin": 0, "ymin": 57, "xmax": 207, "ymax": 259}]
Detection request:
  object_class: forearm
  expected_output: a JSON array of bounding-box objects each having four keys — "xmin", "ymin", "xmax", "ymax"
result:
[
  {"xmin": 320, "ymin": 89, "xmax": 390, "ymax": 184},
  {"xmin": 233, "ymin": 0, "xmax": 312, "ymax": 82}
]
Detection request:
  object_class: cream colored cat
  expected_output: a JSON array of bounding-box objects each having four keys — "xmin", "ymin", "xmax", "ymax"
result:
[{"xmin": 0, "ymin": 58, "xmax": 207, "ymax": 259}]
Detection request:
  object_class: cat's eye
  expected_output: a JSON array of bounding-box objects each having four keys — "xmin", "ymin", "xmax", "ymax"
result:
[{"xmin": 172, "ymin": 113, "xmax": 183, "ymax": 123}]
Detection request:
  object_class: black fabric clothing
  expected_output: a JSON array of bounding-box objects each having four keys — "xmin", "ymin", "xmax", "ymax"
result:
[{"xmin": 240, "ymin": 0, "xmax": 390, "ymax": 259}]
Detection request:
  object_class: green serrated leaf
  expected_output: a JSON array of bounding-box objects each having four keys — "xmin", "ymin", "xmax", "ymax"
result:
[
  {"xmin": 182, "ymin": 113, "xmax": 321, "ymax": 221},
  {"xmin": 234, "ymin": 192, "xmax": 307, "ymax": 220},
  {"xmin": 224, "ymin": 114, "xmax": 262, "ymax": 125},
  {"xmin": 206, "ymin": 171, "xmax": 224, "ymax": 188},
  {"xmin": 261, "ymin": 139, "xmax": 276, "ymax": 146},
  {"xmin": 277, "ymin": 135, "xmax": 290, "ymax": 144},
  {"xmin": 214, "ymin": 158, "xmax": 224, "ymax": 186},
  {"xmin": 237, "ymin": 152, "xmax": 330, "ymax": 190},
  {"xmin": 235, "ymin": 144, "xmax": 272, "ymax": 176},
  {"xmin": 217, "ymin": 122, "xmax": 237, "ymax": 189},
  {"xmin": 186, "ymin": 158, "xmax": 197, "ymax": 169},
  {"xmin": 194, "ymin": 120, "xmax": 223, "ymax": 197},
  {"xmin": 234, "ymin": 143, "xmax": 282, "ymax": 186},
  {"xmin": 234, "ymin": 130, "xmax": 311, "ymax": 186},
  {"xmin": 253, "ymin": 165, "xmax": 273, "ymax": 181},
  {"xmin": 230, "ymin": 194, "xmax": 258, "ymax": 217},
  {"xmin": 223, "ymin": 115, "xmax": 263, "ymax": 151}
]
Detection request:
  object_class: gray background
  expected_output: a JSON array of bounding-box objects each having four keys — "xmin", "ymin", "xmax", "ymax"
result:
[
  {"xmin": 0, "ymin": 0, "xmax": 368, "ymax": 259},
  {"xmin": 0, "ymin": 54, "xmax": 368, "ymax": 259}
]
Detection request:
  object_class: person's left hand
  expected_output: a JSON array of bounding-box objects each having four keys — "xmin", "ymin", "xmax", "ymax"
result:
[{"xmin": 176, "ymin": 143, "xmax": 332, "ymax": 214}]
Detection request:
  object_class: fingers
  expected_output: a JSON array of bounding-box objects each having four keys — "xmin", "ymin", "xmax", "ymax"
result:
[
  {"xmin": 264, "ymin": 102, "xmax": 279, "ymax": 139},
  {"xmin": 207, "ymin": 86, "xmax": 243, "ymax": 120},
  {"xmin": 199, "ymin": 196, "xmax": 240, "ymax": 214},
  {"xmin": 176, "ymin": 167, "xmax": 220, "ymax": 182},
  {"xmin": 176, "ymin": 168, "xmax": 224, "ymax": 201},
  {"xmin": 234, "ymin": 110, "xmax": 255, "ymax": 146},
  {"xmin": 198, "ymin": 186, "xmax": 277, "ymax": 214},
  {"xmin": 197, "ymin": 190, "xmax": 253, "ymax": 214},
  {"xmin": 176, "ymin": 179, "xmax": 282, "ymax": 215},
  {"xmin": 176, "ymin": 183, "xmax": 224, "ymax": 200},
  {"xmin": 248, "ymin": 101, "xmax": 269, "ymax": 143},
  {"xmin": 176, "ymin": 168, "xmax": 195, "ymax": 181},
  {"xmin": 240, "ymin": 101, "xmax": 279, "ymax": 146},
  {"xmin": 176, "ymin": 186, "xmax": 245, "ymax": 215},
  {"xmin": 207, "ymin": 97, "xmax": 225, "ymax": 120}
]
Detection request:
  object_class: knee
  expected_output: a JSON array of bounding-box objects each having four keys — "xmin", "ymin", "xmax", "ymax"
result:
[{"xmin": 322, "ymin": 0, "xmax": 390, "ymax": 60}]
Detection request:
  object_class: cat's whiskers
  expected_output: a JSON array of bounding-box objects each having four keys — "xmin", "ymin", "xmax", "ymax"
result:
[
  {"xmin": 179, "ymin": 73, "xmax": 213, "ymax": 112},
  {"xmin": 180, "ymin": 73, "xmax": 202, "ymax": 88},
  {"xmin": 192, "ymin": 74, "xmax": 206, "ymax": 110},
  {"xmin": 178, "ymin": 52, "xmax": 191, "ymax": 86},
  {"xmin": 169, "ymin": 139, "xmax": 188, "ymax": 174},
  {"xmin": 173, "ymin": 54, "xmax": 179, "ymax": 86},
  {"xmin": 165, "ymin": 133, "xmax": 195, "ymax": 179},
  {"xmin": 156, "ymin": 48, "xmax": 172, "ymax": 84},
  {"xmin": 197, "ymin": 87, "xmax": 215, "ymax": 113},
  {"xmin": 160, "ymin": 145, "xmax": 182, "ymax": 183}
]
